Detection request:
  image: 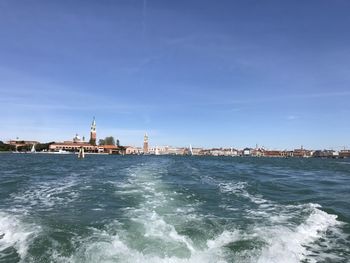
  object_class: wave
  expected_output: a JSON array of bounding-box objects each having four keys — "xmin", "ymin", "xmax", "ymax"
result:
[
  {"xmin": 256, "ymin": 204, "xmax": 343, "ymax": 263},
  {"xmin": 0, "ymin": 211, "xmax": 40, "ymax": 261},
  {"xmin": 11, "ymin": 175, "xmax": 80, "ymax": 211},
  {"xmin": 51, "ymin": 162, "xmax": 241, "ymax": 262},
  {"xmin": 40, "ymin": 162, "xmax": 229, "ymax": 262},
  {"xmin": 218, "ymin": 181, "xmax": 349, "ymax": 262},
  {"xmin": 52, "ymin": 225, "xmax": 243, "ymax": 263},
  {"xmin": 2, "ymin": 159, "xmax": 348, "ymax": 262}
]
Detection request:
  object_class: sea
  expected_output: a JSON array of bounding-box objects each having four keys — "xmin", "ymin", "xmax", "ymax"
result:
[{"xmin": 0, "ymin": 153, "xmax": 349, "ymax": 263}]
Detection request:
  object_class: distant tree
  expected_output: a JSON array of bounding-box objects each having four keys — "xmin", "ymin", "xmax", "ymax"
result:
[
  {"xmin": 0, "ymin": 141, "xmax": 15, "ymax": 151},
  {"xmin": 35, "ymin": 142, "xmax": 55, "ymax": 151},
  {"xmin": 116, "ymin": 139, "xmax": 120, "ymax": 147},
  {"xmin": 104, "ymin": 136, "xmax": 115, "ymax": 145},
  {"xmin": 17, "ymin": 145, "xmax": 31, "ymax": 152},
  {"xmin": 99, "ymin": 136, "xmax": 115, "ymax": 146}
]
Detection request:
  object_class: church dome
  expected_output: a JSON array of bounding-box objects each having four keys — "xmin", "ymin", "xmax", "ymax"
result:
[{"xmin": 73, "ymin": 134, "xmax": 81, "ymax": 143}]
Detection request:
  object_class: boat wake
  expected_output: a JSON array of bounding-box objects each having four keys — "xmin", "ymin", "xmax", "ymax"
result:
[
  {"xmin": 0, "ymin": 158, "xmax": 349, "ymax": 263},
  {"xmin": 217, "ymin": 181, "xmax": 349, "ymax": 263},
  {"xmin": 0, "ymin": 211, "xmax": 40, "ymax": 262}
]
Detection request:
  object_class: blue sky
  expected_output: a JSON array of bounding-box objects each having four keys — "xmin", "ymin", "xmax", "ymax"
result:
[{"xmin": 1, "ymin": 0, "xmax": 350, "ymax": 150}]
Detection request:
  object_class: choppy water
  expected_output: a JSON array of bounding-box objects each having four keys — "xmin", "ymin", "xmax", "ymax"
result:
[{"xmin": 0, "ymin": 154, "xmax": 349, "ymax": 263}]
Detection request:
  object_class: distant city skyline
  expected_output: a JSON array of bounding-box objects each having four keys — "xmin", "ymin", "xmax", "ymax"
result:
[{"xmin": 1, "ymin": 0, "xmax": 350, "ymax": 150}]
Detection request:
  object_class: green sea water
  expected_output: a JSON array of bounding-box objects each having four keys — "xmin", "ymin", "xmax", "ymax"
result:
[{"xmin": 0, "ymin": 153, "xmax": 349, "ymax": 262}]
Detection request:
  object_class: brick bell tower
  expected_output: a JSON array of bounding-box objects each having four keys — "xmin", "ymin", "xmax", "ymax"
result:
[
  {"xmin": 89, "ymin": 117, "xmax": 96, "ymax": 145},
  {"xmin": 143, "ymin": 133, "xmax": 149, "ymax": 154}
]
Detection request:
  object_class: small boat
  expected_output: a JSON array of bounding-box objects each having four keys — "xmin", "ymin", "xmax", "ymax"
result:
[
  {"xmin": 48, "ymin": 149, "xmax": 71, "ymax": 154},
  {"xmin": 57, "ymin": 149, "xmax": 70, "ymax": 154},
  {"xmin": 78, "ymin": 146, "xmax": 85, "ymax": 159}
]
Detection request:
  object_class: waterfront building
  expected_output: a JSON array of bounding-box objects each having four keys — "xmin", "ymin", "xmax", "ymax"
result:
[
  {"xmin": 49, "ymin": 140, "xmax": 125, "ymax": 154},
  {"xmin": 101, "ymin": 145, "xmax": 125, "ymax": 154},
  {"xmin": 209, "ymin": 148, "xmax": 233, "ymax": 156},
  {"xmin": 147, "ymin": 147, "xmax": 155, "ymax": 155},
  {"xmin": 333, "ymin": 151, "xmax": 340, "ymax": 157},
  {"xmin": 243, "ymin": 148, "xmax": 252, "ymax": 156},
  {"xmin": 251, "ymin": 148, "xmax": 264, "ymax": 157},
  {"xmin": 313, "ymin": 150, "xmax": 332, "ymax": 158},
  {"xmin": 125, "ymin": 146, "xmax": 140, "ymax": 155},
  {"xmin": 49, "ymin": 117, "xmax": 124, "ymax": 154},
  {"xmin": 190, "ymin": 147, "xmax": 204, "ymax": 156},
  {"xmin": 7, "ymin": 140, "xmax": 40, "ymax": 152},
  {"xmin": 152, "ymin": 146, "xmax": 186, "ymax": 155},
  {"xmin": 154, "ymin": 145, "xmax": 168, "ymax": 155},
  {"xmin": 293, "ymin": 146, "xmax": 312, "ymax": 158},
  {"xmin": 49, "ymin": 141, "xmax": 96, "ymax": 152},
  {"xmin": 264, "ymin": 150, "xmax": 283, "ymax": 157},
  {"xmin": 8, "ymin": 140, "xmax": 39, "ymax": 147},
  {"xmin": 50, "ymin": 118, "xmax": 97, "ymax": 153},
  {"xmin": 199, "ymin": 149, "xmax": 211, "ymax": 156},
  {"xmin": 231, "ymin": 148, "xmax": 239, "ymax": 156},
  {"xmin": 166, "ymin": 146, "xmax": 186, "ymax": 155},
  {"xmin": 143, "ymin": 133, "xmax": 149, "ymax": 154},
  {"xmin": 209, "ymin": 148, "xmax": 221, "ymax": 156},
  {"xmin": 155, "ymin": 146, "xmax": 160, "ymax": 155},
  {"xmin": 339, "ymin": 150, "xmax": 350, "ymax": 158},
  {"xmin": 280, "ymin": 150, "xmax": 294, "ymax": 157}
]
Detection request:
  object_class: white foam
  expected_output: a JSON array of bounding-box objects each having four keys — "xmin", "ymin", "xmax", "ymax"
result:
[
  {"xmin": 75, "ymin": 162, "xmax": 236, "ymax": 263},
  {"xmin": 0, "ymin": 211, "xmax": 40, "ymax": 260},
  {"xmin": 135, "ymin": 210, "xmax": 196, "ymax": 253},
  {"xmin": 66, "ymin": 226, "xmax": 239, "ymax": 263},
  {"xmin": 217, "ymin": 180, "xmax": 348, "ymax": 262},
  {"xmin": 62, "ymin": 201, "xmax": 347, "ymax": 263},
  {"xmin": 256, "ymin": 204, "xmax": 342, "ymax": 263},
  {"xmin": 219, "ymin": 181, "xmax": 267, "ymax": 205},
  {"xmin": 206, "ymin": 230, "xmax": 240, "ymax": 249},
  {"xmin": 120, "ymin": 164, "xmax": 197, "ymax": 254},
  {"xmin": 46, "ymin": 163, "xmax": 348, "ymax": 263},
  {"xmin": 219, "ymin": 181, "xmax": 247, "ymax": 195},
  {"xmin": 12, "ymin": 175, "xmax": 79, "ymax": 210}
]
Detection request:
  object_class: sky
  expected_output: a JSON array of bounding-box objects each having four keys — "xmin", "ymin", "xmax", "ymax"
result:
[{"xmin": 0, "ymin": 0, "xmax": 350, "ymax": 150}]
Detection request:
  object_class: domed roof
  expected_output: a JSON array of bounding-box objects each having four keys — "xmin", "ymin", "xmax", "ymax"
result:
[{"xmin": 73, "ymin": 134, "xmax": 81, "ymax": 142}]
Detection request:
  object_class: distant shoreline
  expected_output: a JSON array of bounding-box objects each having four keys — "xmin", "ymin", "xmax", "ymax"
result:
[{"xmin": 0, "ymin": 151, "xmax": 348, "ymax": 159}]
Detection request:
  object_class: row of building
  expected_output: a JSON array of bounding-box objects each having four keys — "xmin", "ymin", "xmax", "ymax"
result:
[
  {"xmin": 48, "ymin": 118, "xmax": 134, "ymax": 154},
  {"xmin": 6, "ymin": 118, "xmax": 350, "ymax": 158},
  {"xmin": 185, "ymin": 147, "xmax": 350, "ymax": 158},
  {"xmin": 140, "ymin": 145, "xmax": 350, "ymax": 158}
]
